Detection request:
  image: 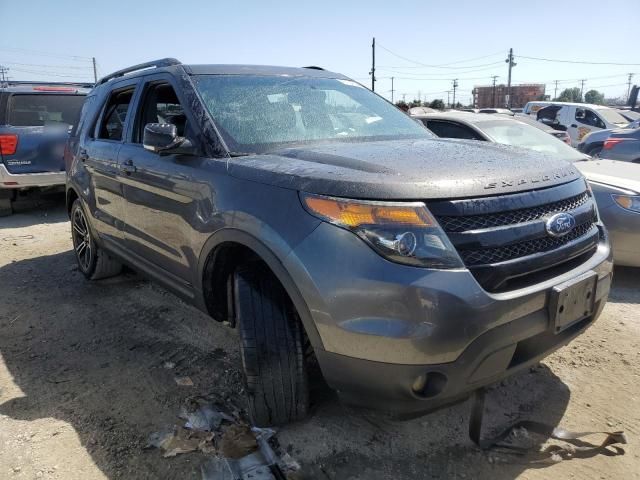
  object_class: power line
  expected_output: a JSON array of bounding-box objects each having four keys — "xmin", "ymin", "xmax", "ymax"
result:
[
  {"xmin": 0, "ymin": 46, "xmax": 92, "ymax": 61},
  {"xmin": 377, "ymin": 63, "xmax": 504, "ymax": 77},
  {"xmin": 376, "ymin": 43, "xmax": 504, "ymax": 70},
  {"xmin": 519, "ymin": 55, "xmax": 640, "ymax": 66},
  {"xmin": 9, "ymin": 67, "xmax": 94, "ymax": 79},
  {"xmin": 0, "ymin": 60, "xmax": 90, "ymax": 70}
]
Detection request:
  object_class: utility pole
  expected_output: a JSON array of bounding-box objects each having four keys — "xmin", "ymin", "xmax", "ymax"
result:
[
  {"xmin": 553, "ymin": 80, "xmax": 559, "ymax": 100},
  {"xmin": 390, "ymin": 76, "xmax": 395, "ymax": 103},
  {"xmin": 505, "ymin": 48, "xmax": 516, "ymax": 108},
  {"xmin": 0, "ymin": 65, "xmax": 8, "ymax": 85},
  {"xmin": 402, "ymin": 93, "xmax": 406, "ymax": 102},
  {"xmin": 446, "ymin": 90, "xmax": 451, "ymax": 108},
  {"xmin": 491, "ymin": 75, "xmax": 498, "ymax": 108},
  {"xmin": 417, "ymin": 90, "xmax": 422, "ymax": 103},
  {"xmin": 627, "ymin": 73, "xmax": 634, "ymax": 102},
  {"xmin": 580, "ymin": 79, "xmax": 586, "ymax": 101},
  {"xmin": 452, "ymin": 79, "xmax": 458, "ymax": 108},
  {"xmin": 369, "ymin": 37, "xmax": 376, "ymax": 92},
  {"xmin": 92, "ymin": 57, "xmax": 98, "ymax": 83}
]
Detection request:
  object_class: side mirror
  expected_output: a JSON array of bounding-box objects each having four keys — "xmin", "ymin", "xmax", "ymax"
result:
[{"xmin": 143, "ymin": 123, "xmax": 187, "ymax": 154}]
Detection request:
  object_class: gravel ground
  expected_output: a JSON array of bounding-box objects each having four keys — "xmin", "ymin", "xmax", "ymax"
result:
[{"xmin": 0, "ymin": 194, "xmax": 638, "ymax": 480}]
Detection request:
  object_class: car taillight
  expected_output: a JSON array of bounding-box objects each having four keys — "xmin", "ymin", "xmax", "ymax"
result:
[
  {"xmin": 603, "ymin": 138, "xmax": 630, "ymax": 150},
  {"xmin": 0, "ymin": 134, "xmax": 18, "ymax": 155}
]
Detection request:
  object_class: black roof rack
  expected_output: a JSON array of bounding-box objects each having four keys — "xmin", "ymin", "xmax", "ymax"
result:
[
  {"xmin": 98, "ymin": 58, "xmax": 181, "ymax": 85},
  {"xmin": 303, "ymin": 66, "xmax": 325, "ymax": 71},
  {"xmin": 1, "ymin": 81, "xmax": 94, "ymax": 88}
]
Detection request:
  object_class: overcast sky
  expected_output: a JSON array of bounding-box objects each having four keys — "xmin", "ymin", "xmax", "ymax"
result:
[{"xmin": 1, "ymin": 0, "xmax": 638, "ymax": 104}]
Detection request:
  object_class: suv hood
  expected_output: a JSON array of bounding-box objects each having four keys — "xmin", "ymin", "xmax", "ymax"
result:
[
  {"xmin": 227, "ymin": 138, "xmax": 581, "ymax": 200},
  {"xmin": 576, "ymin": 159, "xmax": 640, "ymax": 193}
]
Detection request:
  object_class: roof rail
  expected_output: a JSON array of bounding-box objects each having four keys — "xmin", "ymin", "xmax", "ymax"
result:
[
  {"xmin": 303, "ymin": 66, "xmax": 325, "ymax": 71},
  {"xmin": 98, "ymin": 58, "xmax": 181, "ymax": 85}
]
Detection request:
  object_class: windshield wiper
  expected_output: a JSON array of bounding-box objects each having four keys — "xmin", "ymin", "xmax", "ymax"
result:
[{"xmin": 228, "ymin": 151, "xmax": 252, "ymax": 157}]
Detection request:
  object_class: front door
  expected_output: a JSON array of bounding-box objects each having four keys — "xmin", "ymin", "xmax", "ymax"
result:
[{"xmin": 119, "ymin": 76, "xmax": 207, "ymax": 287}]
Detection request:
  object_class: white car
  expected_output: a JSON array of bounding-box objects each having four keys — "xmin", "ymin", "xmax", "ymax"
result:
[{"xmin": 523, "ymin": 101, "xmax": 630, "ymax": 146}]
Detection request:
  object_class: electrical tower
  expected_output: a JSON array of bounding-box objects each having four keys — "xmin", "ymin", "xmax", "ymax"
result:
[
  {"xmin": 452, "ymin": 79, "xmax": 459, "ymax": 108},
  {"xmin": 491, "ymin": 75, "xmax": 498, "ymax": 108}
]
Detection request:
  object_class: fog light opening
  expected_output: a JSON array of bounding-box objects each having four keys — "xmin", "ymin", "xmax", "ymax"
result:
[{"xmin": 412, "ymin": 371, "xmax": 448, "ymax": 398}]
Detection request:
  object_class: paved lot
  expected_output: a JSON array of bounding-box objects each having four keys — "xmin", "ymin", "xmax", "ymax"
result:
[{"xmin": 1, "ymin": 196, "xmax": 639, "ymax": 479}]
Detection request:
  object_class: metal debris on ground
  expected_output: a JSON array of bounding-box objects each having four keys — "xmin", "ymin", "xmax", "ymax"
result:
[
  {"xmin": 145, "ymin": 426, "xmax": 215, "ymax": 457},
  {"xmin": 146, "ymin": 397, "xmax": 300, "ymax": 479},
  {"xmin": 175, "ymin": 376, "xmax": 194, "ymax": 386}
]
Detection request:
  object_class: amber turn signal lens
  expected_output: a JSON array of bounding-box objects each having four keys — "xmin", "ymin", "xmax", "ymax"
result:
[{"xmin": 302, "ymin": 195, "xmax": 433, "ymax": 228}]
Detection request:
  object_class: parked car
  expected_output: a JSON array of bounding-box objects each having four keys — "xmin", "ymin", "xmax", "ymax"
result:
[
  {"xmin": 0, "ymin": 81, "xmax": 91, "ymax": 215},
  {"xmin": 415, "ymin": 111, "xmax": 638, "ymax": 266},
  {"xmin": 597, "ymin": 128, "xmax": 640, "ymax": 162},
  {"xmin": 67, "ymin": 59, "xmax": 612, "ymax": 426},
  {"xmin": 574, "ymin": 160, "xmax": 640, "ymax": 267},
  {"xmin": 527, "ymin": 102, "xmax": 630, "ymax": 147},
  {"xmin": 513, "ymin": 113, "xmax": 571, "ymax": 144}
]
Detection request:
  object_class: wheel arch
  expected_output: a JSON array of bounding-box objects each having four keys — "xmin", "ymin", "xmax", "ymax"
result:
[{"xmin": 197, "ymin": 228, "xmax": 324, "ymax": 352}]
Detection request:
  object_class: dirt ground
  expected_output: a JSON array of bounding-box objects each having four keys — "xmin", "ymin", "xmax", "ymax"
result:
[{"xmin": 1, "ymin": 193, "xmax": 639, "ymax": 480}]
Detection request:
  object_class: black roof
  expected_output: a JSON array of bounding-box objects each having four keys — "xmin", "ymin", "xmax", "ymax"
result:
[
  {"xmin": 182, "ymin": 64, "xmax": 348, "ymax": 79},
  {"xmin": 96, "ymin": 58, "xmax": 349, "ymax": 86}
]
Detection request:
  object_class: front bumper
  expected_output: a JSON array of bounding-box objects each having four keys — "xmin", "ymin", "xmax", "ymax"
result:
[
  {"xmin": 287, "ymin": 222, "xmax": 613, "ymax": 415},
  {"xmin": 0, "ymin": 164, "xmax": 65, "ymax": 188}
]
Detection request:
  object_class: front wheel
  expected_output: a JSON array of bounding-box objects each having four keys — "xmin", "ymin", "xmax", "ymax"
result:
[
  {"xmin": 70, "ymin": 199, "xmax": 122, "ymax": 280},
  {"xmin": 234, "ymin": 266, "xmax": 310, "ymax": 426}
]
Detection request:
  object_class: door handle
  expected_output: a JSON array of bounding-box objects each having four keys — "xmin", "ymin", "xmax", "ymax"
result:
[
  {"xmin": 121, "ymin": 159, "xmax": 137, "ymax": 175},
  {"xmin": 571, "ymin": 124, "xmax": 578, "ymax": 128},
  {"xmin": 78, "ymin": 148, "xmax": 89, "ymax": 162}
]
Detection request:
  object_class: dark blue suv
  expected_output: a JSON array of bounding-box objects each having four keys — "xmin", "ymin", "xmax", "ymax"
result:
[{"xmin": 0, "ymin": 81, "xmax": 91, "ymax": 215}]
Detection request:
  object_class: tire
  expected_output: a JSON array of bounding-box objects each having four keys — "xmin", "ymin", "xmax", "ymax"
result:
[
  {"xmin": 234, "ymin": 266, "xmax": 309, "ymax": 426},
  {"xmin": 70, "ymin": 199, "xmax": 122, "ymax": 280}
]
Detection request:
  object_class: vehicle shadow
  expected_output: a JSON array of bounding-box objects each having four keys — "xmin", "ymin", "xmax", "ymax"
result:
[
  {"xmin": 0, "ymin": 191, "xmax": 68, "ymax": 228},
  {"xmin": 608, "ymin": 266, "xmax": 640, "ymax": 304},
  {"xmin": 0, "ymin": 251, "xmax": 579, "ymax": 480}
]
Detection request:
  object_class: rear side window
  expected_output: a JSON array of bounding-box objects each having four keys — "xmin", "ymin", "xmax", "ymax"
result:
[
  {"xmin": 8, "ymin": 94, "xmax": 85, "ymax": 127},
  {"xmin": 426, "ymin": 120, "xmax": 484, "ymax": 140},
  {"xmin": 97, "ymin": 88, "xmax": 135, "ymax": 141}
]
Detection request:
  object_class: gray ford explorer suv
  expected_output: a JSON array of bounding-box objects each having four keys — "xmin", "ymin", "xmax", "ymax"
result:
[{"xmin": 66, "ymin": 59, "xmax": 613, "ymax": 426}]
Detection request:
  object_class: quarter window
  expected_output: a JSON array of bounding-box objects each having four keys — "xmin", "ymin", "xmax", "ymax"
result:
[{"xmin": 97, "ymin": 88, "xmax": 135, "ymax": 141}]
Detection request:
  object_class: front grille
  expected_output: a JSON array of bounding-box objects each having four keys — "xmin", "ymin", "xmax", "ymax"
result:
[
  {"xmin": 428, "ymin": 180, "xmax": 601, "ymax": 291},
  {"xmin": 437, "ymin": 192, "xmax": 589, "ymax": 232},
  {"xmin": 461, "ymin": 222, "xmax": 596, "ymax": 266}
]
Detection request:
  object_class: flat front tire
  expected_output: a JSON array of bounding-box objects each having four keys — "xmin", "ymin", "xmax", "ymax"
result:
[
  {"xmin": 234, "ymin": 266, "xmax": 309, "ymax": 426},
  {"xmin": 70, "ymin": 199, "xmax": 122, "ymax": 280}
]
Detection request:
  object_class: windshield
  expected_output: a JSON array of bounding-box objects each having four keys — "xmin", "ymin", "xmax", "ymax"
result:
[
  {"xmin": 192, "ymin": 75, "xmax": 429, "ymax": 153},
  {"xmin": 8, "ymin": 94, "xmax": 85, "ymax": 127},
  {"xmin": 597, "ymin": 108, "xmax": 629, "ymax": 125},
  {"xmin": 481, "ymin": 119, "xmax": 585, "ymax": 161}
]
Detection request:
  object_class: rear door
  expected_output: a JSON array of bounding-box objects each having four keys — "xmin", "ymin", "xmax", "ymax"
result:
[
  {"xmin": 0, "ymin": 90, "xmax": 85, "ymax": 174},
  {"xmin": 81, "ymin": 79, "xmax": 139, "ymax": 244},
  {"xmin": 568, "ymin": 107, "xmax": 605, "ymax": 146},
  {"xmin": 119, "ymin": 74, "xmax": 206, "ymax": 287}
]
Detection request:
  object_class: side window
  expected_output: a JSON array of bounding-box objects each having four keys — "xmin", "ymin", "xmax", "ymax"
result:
[
  {"xmin": 575, "ymin": 108, "xmax": 604, "ymax": 128},
  {"xmin": 97, "ymin": 88, "xmax": 135, "ymax": 141},
  {"xmin": 426, "ymin": 120, "xmax": 483, "ymax": 140},
  {"xmin": 134, "ymin": 82, "xmax": 188, "ymax": 143}
]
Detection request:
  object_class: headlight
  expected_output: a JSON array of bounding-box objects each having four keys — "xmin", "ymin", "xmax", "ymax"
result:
[
  {"xmin": 612, "ymin": 194, "xmax": 640, "ymax": 213},
  {"xmin": 301, "ymin": 193, "xmax": 463, "ymax": 268}
]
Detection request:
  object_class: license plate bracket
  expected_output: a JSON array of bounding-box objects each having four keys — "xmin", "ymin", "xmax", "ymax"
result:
[{"xmin": 549, "ymin": 271, "xmax": 597, "ymax": 334}]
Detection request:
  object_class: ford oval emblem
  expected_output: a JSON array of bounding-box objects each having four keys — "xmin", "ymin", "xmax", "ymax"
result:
[{"xmin": 545, "ymin": 212, "xmax": 576, "ymax": 237}]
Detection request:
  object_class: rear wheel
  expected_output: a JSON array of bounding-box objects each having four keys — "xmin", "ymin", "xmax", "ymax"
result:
[
  {"xmin": 70, "ymin": 199, "xmax": 122, "ymax": 280},
  {"xmin": 234, "ymin": 266, "xmax": 309, "ymax": 426}
]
